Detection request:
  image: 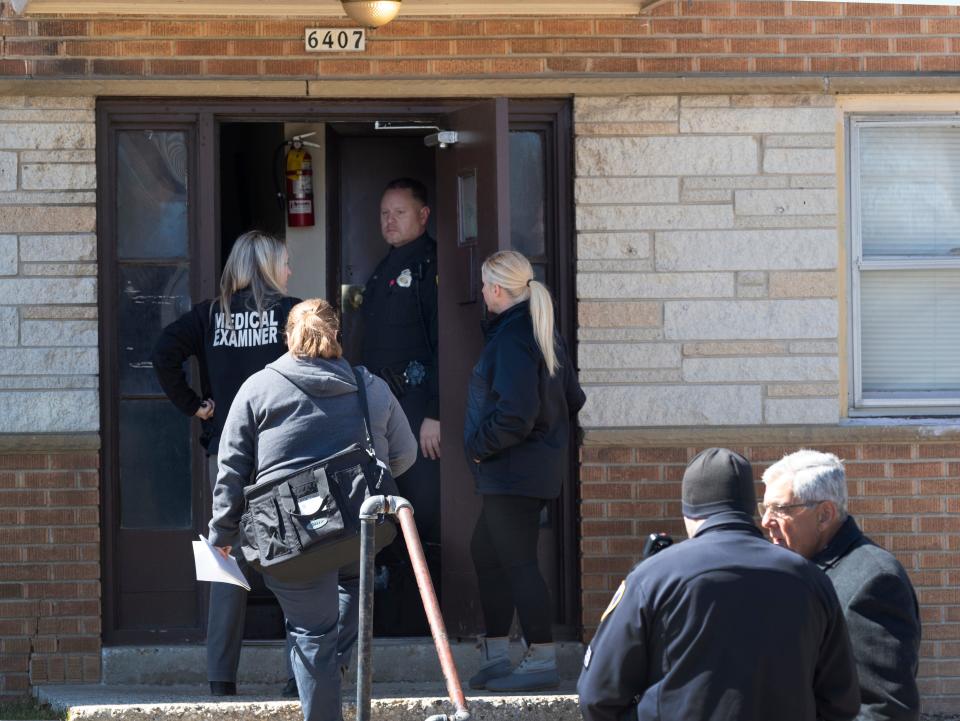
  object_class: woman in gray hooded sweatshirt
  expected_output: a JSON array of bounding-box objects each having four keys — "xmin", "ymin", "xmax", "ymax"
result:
[{"xmin": 208, "ymin": 298, "xmax": 417, "ymax": 721}]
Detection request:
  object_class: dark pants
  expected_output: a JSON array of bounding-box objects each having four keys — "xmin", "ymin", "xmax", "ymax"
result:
[
  {"xmin": 207, "ymin": 455, "xmax": 359, "ymax": 682},
  {"xmin": 263, "ymin": 570, "xmax": 342, "ymax": 721},
  {"xmin": 336, "ymin": 562, "xmax": 360, "ymax": 672},
  {"xmin": 207, "ymin": 454, "xmax": 293, "ymax": 683},
  {"xmin": 374, "ymin": 385, "xmax": 440, "ymax": 636},
  {"xmin": 470, "ymin": 494, "xmax": 552, "ymax": 645},
  {"xmin": 394, "ymin": 386, "xmax": 440, "ymax": 547}
]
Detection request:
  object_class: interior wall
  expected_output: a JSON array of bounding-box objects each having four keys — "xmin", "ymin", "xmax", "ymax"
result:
[{"xmin": 284, "ymin": 122, "xmax": 327, "ymax": 302}]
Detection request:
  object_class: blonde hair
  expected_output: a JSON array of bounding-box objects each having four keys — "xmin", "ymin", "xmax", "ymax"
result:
[
  {"xmin": 286, "ymin": 299, "xmax": 343, "ymax": 360},
  {"xmin": 482, "ymin": 250, "xmax": 558, "ymax": 376},
  {"xmin": 217, "ymin": 231, "xmax": 288, "ymax": 327}
]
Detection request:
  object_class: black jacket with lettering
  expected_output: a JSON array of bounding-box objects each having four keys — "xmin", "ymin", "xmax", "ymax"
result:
[
  {"xmin": 152, "ymin": 289, "xmax": 301, "ymax": 454},
  {"xmin": 578, "ymin": 512, "xmax": 860, "ymax": 721}
]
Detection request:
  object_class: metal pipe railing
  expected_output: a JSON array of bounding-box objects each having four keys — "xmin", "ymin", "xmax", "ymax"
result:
[{"xmin": 357, "ymin": 495, "xmax": 470, "ymax": 721}]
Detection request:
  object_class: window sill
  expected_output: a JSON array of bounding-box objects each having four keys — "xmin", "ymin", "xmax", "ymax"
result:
[{"xmin": 847, "ymin": 407, "xmax": 960, "ymax": 419}]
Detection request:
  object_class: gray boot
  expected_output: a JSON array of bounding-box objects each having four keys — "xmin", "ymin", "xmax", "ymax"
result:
[
  {"xmin": 468, "ymin": 636, "xmax": 511, "ymax": 690},
  {"xmin": 485, "ymin": 642, "xmax": 558, "ymax": 692}
]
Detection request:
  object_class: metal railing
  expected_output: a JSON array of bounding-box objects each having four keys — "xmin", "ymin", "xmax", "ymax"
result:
[{"xmin": 357, "ymin": 495, "xmax": 470, "ymax": 721}]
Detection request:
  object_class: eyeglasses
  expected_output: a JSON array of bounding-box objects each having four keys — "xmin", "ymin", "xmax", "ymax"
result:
[{"xmin": 757, "ymin": 501, "xmax": 822, "ymax": 519}]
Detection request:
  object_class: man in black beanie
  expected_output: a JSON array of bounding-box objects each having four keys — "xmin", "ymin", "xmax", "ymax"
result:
[{"xmin": 578, "ymin": 448, "xmax": 859, "ymax": 721}]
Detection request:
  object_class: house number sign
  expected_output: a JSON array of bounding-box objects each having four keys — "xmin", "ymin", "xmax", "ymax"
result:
[{"xmin": 305, "ymin": 28, "xmax": 366, "ymax": 52}]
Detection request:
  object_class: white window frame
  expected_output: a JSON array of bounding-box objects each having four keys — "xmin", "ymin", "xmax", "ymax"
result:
[{"xmin": 848, "ymin": 114, "xmax": 960, "ymax": 416}]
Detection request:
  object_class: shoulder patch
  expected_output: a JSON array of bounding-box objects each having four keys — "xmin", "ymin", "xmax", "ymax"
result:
[{"xmin": 600, "ymin": 580, "xmax": 626, "ymax": 623}]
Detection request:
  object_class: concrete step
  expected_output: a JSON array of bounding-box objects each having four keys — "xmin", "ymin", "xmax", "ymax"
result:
[
  {"xmin": 37, "ymin": 683, "xmax": 581, "ymax": 721},
  {"xmin": 101, "ymin": 640, "xmax": 585, "ymax": 685}
]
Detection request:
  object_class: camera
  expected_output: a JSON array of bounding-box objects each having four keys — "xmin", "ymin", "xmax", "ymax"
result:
[{"xmin": 642, "ymin": 532, "xmax": 674, "ymax": 559}]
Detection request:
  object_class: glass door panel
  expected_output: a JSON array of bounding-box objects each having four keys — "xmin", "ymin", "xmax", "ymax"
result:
[{"xmin": 102, "ymin": 118, "xmax": 203, "ymax": 643}]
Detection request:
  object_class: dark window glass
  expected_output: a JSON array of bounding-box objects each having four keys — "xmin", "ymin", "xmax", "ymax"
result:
[
  {"xmin": 458, "ymin": 170, "xmax": 478, "ymax": 245},
  {"xmin": 509, "ymin": 131, "xmax": 546, "ymax": 259},
  {"xmin": 532, "ymin": 262, "xmax": 547, "ymax": 284},
  {"xmin": 117, "ymin": 130, "xmax": 189, "ymax": 259},
  {"xmin": 119, "ymin": 399, "xmax": 192, "ymax": 529},
  {"xmin": 119, "ymin": 264, "xmax": 191, "ymax": 396}
]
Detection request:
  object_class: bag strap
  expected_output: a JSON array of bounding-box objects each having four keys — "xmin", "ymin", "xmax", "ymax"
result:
[
  {"xmin": 265, "ymin": 364, "xmax": 376, "ymax": 456},
  {"xmin": 352, "ymin": 367, "xmax": 376, "ymax": 455}
]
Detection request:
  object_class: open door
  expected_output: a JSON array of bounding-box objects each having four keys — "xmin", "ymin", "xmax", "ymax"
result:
[{"xmin": 437, "ymin": 98, "xmax": 511, "ymax": 637}]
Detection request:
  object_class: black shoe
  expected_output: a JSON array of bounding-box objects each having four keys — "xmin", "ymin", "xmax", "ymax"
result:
[
  {"xmin": 281, "ymin": 678, "xmax": 298, "ymax": 698},
  {"xmin": 210, "ymin": 681, "xmax": 237, "ymax": 696}
]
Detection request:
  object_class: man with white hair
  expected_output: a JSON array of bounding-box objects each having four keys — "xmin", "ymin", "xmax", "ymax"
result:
[
  {"xmin": 761, "ymin": 449, "xmax": 921, "ymax": 721},
  {"xmin": 579, "ymin": 448, "xmax": 859, "ymax": 721}
]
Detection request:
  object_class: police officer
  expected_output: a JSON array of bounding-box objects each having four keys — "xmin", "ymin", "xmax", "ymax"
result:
[
  {"xmin": 360, "ymin": 177, "xmax": 439, "ymax": 635},
  {"xmin": 578, "ymin": 448, "xmax": 860, "ymax": 721}
]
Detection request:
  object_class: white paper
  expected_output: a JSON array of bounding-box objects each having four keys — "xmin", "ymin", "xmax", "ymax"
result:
[
  {"xmin": 192, "ymin": 535, "xmax": 251, "ymax": 591},
  {"xmin": 298, "ymin": 493, "xmax": 325, "ymax": 516}
]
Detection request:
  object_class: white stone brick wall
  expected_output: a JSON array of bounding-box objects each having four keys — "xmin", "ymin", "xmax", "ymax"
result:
[
  {"xmin": 575, "ymin": 94, "xmax": 839, "ymax": 428},
  {"xmin": 0, "ymin": 97, "xmax": 98, "ymax": 433}
]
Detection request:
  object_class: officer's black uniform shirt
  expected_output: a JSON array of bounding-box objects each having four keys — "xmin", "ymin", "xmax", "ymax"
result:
[{"xmin": 360, "ymin": 233, "xmax": 438, "ymax": 418}]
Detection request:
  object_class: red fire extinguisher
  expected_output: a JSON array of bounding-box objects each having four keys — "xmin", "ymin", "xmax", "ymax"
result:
[{"xmin": 286, "ymin": 138, "xmax": 315, "ymax": 228}]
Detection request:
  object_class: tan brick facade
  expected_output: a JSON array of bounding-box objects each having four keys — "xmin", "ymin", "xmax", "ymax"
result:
[
  {"xmin": 1, "ymin": 0, "xmax": 960, "ymax": 711},
  {"xmin": 580, "ymin": 433, "xmax": 960, "ymax": 712},
  {"xmin": 0, "ymin": 444, "xmax": 101, "ymax": 697}
]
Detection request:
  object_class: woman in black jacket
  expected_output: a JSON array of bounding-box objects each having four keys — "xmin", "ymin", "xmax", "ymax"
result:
[
  {"xmin": 152, "ymin": 230, "xmax": 299, "ymax": 697},
  {"xmin": 464, "ymin": 250, "xmax": 586, "ymax": 693}
]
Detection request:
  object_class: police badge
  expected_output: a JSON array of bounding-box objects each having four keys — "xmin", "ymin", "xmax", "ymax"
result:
[
  {"xmin": 396, "ymin": 269, "xmax": 413, "ymax": 288},
  {"xmin": 404, "ymin": 360, "xmax": 426, "ymax": 387}
]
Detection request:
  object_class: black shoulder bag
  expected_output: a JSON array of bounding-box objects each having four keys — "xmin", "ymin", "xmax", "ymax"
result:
[{"xmin": 238, "ymin": 367, "xmax": 399, "ymax": 581}]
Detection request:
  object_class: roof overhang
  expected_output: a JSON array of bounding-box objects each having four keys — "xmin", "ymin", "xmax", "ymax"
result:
[{"xmin": 9, "ymin": 0, "xmax": 645, "ymax": 16}]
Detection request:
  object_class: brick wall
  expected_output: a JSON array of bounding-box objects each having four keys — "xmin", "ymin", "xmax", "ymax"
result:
[
  {"xmin": 580, "ymin": 437, "xmax": 960, "ymax": 712},
  {"xmin": 576, "ymin": 93, "xmax": 839, "ymax": 427},
  {"xmin": 0, "ymin": 96, "xmax": 98, "ymax": 433},
  {"xmin": 1, "ymin": 3, "xmax": 960, "ymax": 78},
  {"xmin": 0, "ymin": 448, "xmax": 100, "ymax": 698},
  {"xmin": 0, "ymin": 96, "xmax": 99, "ymax": 696}
]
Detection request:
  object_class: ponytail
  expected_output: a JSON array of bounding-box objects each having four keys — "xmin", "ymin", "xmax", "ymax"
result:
[
  {"xmin": 481, "ymin": 250, "xmax": 559, "ymax": 377},
  {"xmin": 286, "ymin": 298, "xmax": 343, "ymax": 360}
]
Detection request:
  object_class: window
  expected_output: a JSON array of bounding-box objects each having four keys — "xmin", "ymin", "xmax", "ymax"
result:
[{"xmin": 849, "ymin": 116, "xmax": 960, "ymax": 413}]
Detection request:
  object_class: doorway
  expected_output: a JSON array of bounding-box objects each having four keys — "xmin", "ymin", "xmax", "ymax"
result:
[{"xmin": 97, "ymin": 98, "xmax": 577, "ymax": 646}]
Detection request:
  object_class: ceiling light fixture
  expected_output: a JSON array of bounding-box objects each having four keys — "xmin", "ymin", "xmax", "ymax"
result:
[{"xmin": 340, "ymin": 0, "xmax": 403, "ymax": 28}]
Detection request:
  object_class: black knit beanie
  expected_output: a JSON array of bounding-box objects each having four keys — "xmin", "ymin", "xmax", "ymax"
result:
[{"xmin": 681, "ymin": 447, "xmax": 755, "ymax": 519}]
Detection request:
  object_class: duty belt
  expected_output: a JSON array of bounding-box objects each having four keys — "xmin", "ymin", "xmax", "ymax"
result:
[{"xmin": 375, "ymin": 360, "xmax": 432, "ymax": 398}]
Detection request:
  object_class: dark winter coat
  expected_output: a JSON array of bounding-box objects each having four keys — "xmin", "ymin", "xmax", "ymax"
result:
[
  {"xmin": 578, "ymin": 511, "xmax": 860, "ymax": 721},
  {"xmin": 812, "ymin": 516, "xmax": 921, "ymax": 721},
  {"xmin": 463, "ymin": 300, "xmax": 585, "ymax": 499},
  {"xmin": 151, "ymin": 290, "xmax": 300, "ymax": 453}
]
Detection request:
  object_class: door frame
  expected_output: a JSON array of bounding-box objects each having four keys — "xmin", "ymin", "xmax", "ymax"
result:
[{"xmin": 97, "ymin": 97, "xmax": 579, "ymax": 644}]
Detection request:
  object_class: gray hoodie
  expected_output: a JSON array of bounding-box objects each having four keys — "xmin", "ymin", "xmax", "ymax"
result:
[{"xmin": 209, "ymin": 353, "xmax": 417, "ymax": 548}]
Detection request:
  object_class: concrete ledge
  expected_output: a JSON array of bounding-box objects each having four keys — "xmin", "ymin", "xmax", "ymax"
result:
[
  {"xmin": 0, "ymin": 431, "xmax": 99, "ymax": 452},
  {"xmin": 583, "ymin": 420, "xmax": 960, "ymax": 447},
  {"xmin": 38, "ymin": 683, "xmax": 581, "ymax": 721},
  {"xmin": 5, "ymin": 74, "xmax": 960, "ymax": 99}
]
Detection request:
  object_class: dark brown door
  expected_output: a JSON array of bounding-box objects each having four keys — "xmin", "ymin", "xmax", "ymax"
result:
[
  {"xmin": 98, "ymin": 113, "xmax": 212, "ymax": 643},
  {"xmin": 437, "ymin": 98, "xmax": 511, "ymax": 637}
]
